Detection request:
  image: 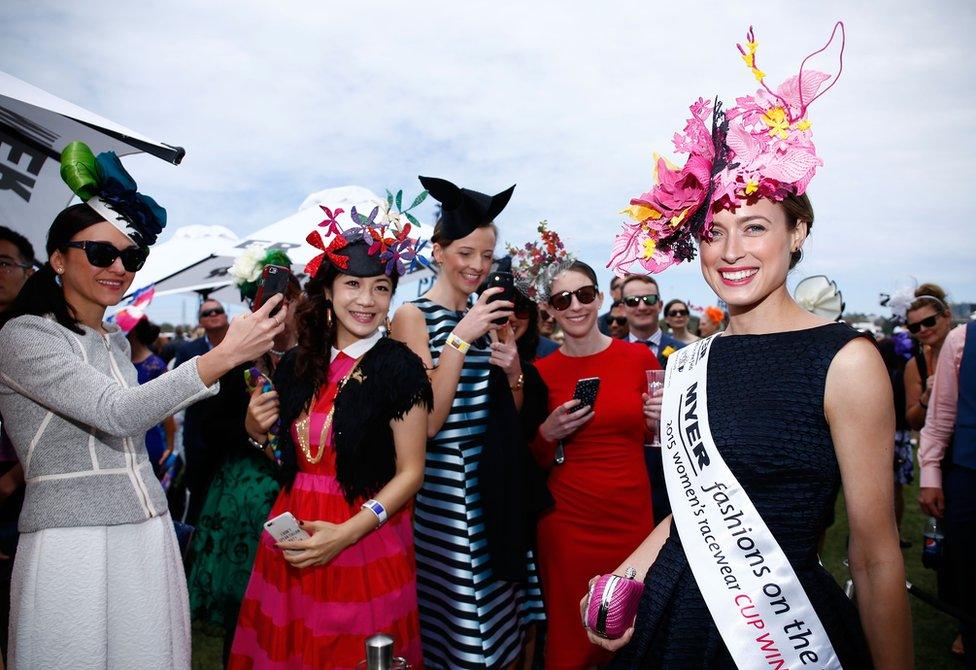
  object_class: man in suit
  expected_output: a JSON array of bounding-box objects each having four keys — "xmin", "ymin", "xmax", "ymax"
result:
[
  {"xmin": 173, "ymin": 299, "xmax": 229, "ymax": 525},
  {"xmin": 621, "ymin": 275, "xmax": 685, "ymax": 368},
  {"xmin": 621, "ymin": 274, "xmax": 685, "ymax": 524}
]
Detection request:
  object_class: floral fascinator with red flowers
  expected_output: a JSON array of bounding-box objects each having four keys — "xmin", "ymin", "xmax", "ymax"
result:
[
  {"xmin": 608, "ymin": 22, "xmax": 845, "ymax": 275},
  {"xmin": 304, "ymin": 188, "xmax": 431, "ymax": 279},
  {"xmin": 506, "ymin": 220, "xmax": 574, "ymax": 303}
]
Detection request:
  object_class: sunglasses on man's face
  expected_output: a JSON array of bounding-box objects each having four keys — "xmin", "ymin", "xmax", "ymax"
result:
[
  {"xmin": 65, "ymin": 241, "xmax": 149, "ymax": 273},
  {"xmin": 609, "ymin": 316, "xmax": 628, "ymax": 326},
  {"xmin": 907, "ymin": 314, "xmax": 940, "ymax": 334},
  {"xmin": 667, "ymin": 309, "xmax": 690, "ymax": 318},
  {"xmin": 622, "ymin": 294, "xmax": 660, "ymax": 308},
  {"xmin": 200, "ymin": 307, "xmax": 226, "ymax": 318},
  {"xmin": 548, "ymin": 285, "xmax": 598, "ymax": 311}
]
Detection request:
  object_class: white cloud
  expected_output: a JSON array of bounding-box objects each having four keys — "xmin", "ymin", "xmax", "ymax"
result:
[{"xmin": 2, "ymin": 0, "xmax": 974, "ymax": 323}]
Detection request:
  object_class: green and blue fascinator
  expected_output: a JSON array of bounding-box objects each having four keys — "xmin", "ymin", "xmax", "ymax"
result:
[{"xmin": 60, "ymin": 141, "xmax": 167, "ymax": 247}]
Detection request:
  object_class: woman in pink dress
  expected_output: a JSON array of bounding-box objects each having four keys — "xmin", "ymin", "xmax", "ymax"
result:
[{"xmin": 230, "ymin": 196, "xmax": 433, "ymax": 669}]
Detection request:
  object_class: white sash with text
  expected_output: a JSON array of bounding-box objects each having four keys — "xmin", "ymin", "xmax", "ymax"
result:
[{"xmin": 661, "ymin": 335, "xmax": 841, "ymax": 669}]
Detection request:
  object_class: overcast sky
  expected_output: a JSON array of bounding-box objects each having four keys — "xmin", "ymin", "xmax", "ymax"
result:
[{"xmin": 2, "ymin": 1, "xmax": 974, "ymax": 325}]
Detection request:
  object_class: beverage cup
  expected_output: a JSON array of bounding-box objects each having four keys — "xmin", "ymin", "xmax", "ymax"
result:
[{"xmin": 646, "ymin": 370, "xmax": 665, "ymax": 448}]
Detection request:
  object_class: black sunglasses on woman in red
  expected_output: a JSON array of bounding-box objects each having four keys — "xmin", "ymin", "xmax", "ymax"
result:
[
  {"xmin": 64, "ymin": 241, "xmax": 149, "ymax": 272},
  {"xmin": 548, "ymin": 285, "xmax": 598, "ymax": 311}
]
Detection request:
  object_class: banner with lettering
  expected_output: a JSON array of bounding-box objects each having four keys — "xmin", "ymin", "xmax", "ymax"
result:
[{"xmin": 662, "ymin": 335, "xmax": 841, "ymax": 669}]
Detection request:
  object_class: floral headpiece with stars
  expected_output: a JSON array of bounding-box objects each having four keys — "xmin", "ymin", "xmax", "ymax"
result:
[
  {"xmin": 609, "ymin": 22, "xmax": 845, "ymax": 275},
  {"xmin": 304, "ymin": 188, "xmax": 431, "ymax": 279}
]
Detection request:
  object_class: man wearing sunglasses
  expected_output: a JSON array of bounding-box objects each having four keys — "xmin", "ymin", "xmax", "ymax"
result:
[
  {"xmin": 173, "ymin": 299, "xmax": 230, "ymax": 525},
  {"xmin": 597, "ymin": 275, "xmax": 625, "ymax": 335},
  {"xmin": 620, "ymin": 275, "xmax": 685, "ymax": 368},
  {"xmin": 620, "ymin": 274, "xmax": 686, "ymax": 524},
  {"xmin": 608, "ymin": 300, "xmax": 630, "ymax": 340}
]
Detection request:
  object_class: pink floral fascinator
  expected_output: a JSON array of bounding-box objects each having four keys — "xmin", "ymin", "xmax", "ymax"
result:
[{"xmin": 608, "ymin": 22, "xmax": 845, "ymax": 275}]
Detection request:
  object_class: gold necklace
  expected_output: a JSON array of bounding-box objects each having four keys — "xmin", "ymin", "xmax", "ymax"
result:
[{"xmin": 296, "ymin": 361, "xmax": 364, "ymax": 464}]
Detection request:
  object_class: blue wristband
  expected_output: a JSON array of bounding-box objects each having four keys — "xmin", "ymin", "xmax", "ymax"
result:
[{"xmin": 361, "ymin": 498, "xmax": 388, "ymax": 527}]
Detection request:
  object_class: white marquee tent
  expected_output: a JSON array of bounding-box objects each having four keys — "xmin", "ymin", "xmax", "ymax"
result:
[{"xmin": 129, "ymin": 185, "xmax": 436, "ymax": 303}]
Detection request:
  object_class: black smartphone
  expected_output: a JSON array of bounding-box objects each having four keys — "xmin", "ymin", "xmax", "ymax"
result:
[
  {"xmin": 572, "ymin": 377, "xmax": 600, "ymax": 410},
  {"xmin": 485, "ymin": 271, "xmax": 515, "ymax": 325},
  {"xmin": 252, "ymin": 264, "xmax": 291, "ymax": 316}
]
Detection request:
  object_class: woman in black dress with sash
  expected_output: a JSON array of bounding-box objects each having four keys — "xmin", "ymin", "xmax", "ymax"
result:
[{"xmin": 590, "ymin": 23, "xmax": 912, "ymax": 669}]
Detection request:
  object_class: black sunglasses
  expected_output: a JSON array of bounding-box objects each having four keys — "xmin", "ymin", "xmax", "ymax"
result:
[
  {"xmin": 539, "ymin": 311, "xmax": 555, "ymax": 323},
  {"xmin": 65, "ymin": 241, "xmax": 149, "ymax": 272},
  {"xmin": 622, "ymin": 294, "xmax": 660, "ymax": 308},
  {"xmin": 609, "ymin": 316, "xmax": 628, "ymax": 326},
  {"xmin": 549, "ymin": 285, "xmax": 598, "ymax": 311},
  {"xmin": 200, "ymin": 307, "xmax": 226, "ymax": 318},
  {"xmin": 907, "ymin": 314, "xmax": 940, "ymax": 334},
  {"xmin": 667, "ymin": 309, "xmax": 690, "ymax": 317}
]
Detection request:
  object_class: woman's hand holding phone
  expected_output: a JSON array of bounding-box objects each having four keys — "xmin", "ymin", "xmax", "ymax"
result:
[
  {"xmin": 488, "ymin": 324, "xmax": 522, "ymax": 383},
  {"xmin": 277, "ymin": 519, "xmax": 356, "ymax": 569},
  {"xmin": 452, "ymin": 287, "xmax": 513, "ymax": 343},
  {"xmin": 540, "ymin": 398, "xmax": 594, "ymax": 442},
  {"xmin": 246, "ymin": 381, "xmax": 279, "ymax": 443},
  {"xmin": 196, "ymin": 295, "xmax": 286, "ymax": 386},
  {"xmin": 218, "ymin": 295, "xmax": 287, "ymax": 369}
]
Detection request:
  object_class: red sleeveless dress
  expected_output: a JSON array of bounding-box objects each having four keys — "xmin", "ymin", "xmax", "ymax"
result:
[{"xmin": 229, "ymin": 353, "xmax": 422, "ymax": 669}]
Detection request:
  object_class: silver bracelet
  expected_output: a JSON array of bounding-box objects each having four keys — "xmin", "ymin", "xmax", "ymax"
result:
[{"xmin": 248, "ymin": 436, "xmax": 268, "ymax": 451}]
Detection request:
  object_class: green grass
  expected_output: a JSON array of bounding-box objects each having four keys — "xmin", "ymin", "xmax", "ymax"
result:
[
  {"xmin": 191, "ymin": 477, "xmax": 960, "ymax": 668},
  {"xmin": 191, "ymin": 623, "xmax": 223, "ymax": 670},
  {"xmin": 821, "ymin": 476, "xmax": 960, "ymax": 669}
]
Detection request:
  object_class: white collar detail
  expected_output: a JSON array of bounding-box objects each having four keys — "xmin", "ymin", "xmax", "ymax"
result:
[{"xmin": 330, "ymin": 329, "xmax": 383, "ymax": 363}]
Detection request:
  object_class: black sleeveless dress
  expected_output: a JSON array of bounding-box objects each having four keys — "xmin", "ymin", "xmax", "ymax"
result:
[{"xmin": 613, "ymin": 323, "xmax": 874, "ymax": 669}]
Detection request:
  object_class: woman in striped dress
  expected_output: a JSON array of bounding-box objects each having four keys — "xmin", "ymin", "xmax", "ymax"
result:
[{"xmin": 393, "ymin": 176, "xmax": 545, "ymax": 668}]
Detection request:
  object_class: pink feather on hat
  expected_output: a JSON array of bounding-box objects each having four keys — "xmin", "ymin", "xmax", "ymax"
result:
[{"xmin": 609, "ymin": 22, "xmax": 846, "ymax": 276}]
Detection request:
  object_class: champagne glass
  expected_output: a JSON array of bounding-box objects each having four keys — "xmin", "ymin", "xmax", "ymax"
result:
[{"xmin": 646, "ymin": 370, "xmax": 665, "ymax": 448}]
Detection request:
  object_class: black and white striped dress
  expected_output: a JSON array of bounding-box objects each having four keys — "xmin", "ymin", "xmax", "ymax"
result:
[{"xmin": 411, "ymin": 297, "xmax": 545, "ymax": 669}]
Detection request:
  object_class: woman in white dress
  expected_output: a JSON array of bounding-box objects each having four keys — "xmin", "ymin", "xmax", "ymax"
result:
[{"xmin": 0, "ymin": 143, "xmax": 283, "ymax": 669}]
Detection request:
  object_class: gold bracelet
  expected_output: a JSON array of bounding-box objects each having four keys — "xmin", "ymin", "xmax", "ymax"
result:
[
  {"xmin": 510, "ymin": 373, "xmax": 524, "ymax": 392},
  {"xmin": 446, "ymin": 332, "xmax": 470, "ymax": 354}
]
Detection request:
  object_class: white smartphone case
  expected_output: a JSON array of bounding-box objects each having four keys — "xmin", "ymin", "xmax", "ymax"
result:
[{"xmin": 264, "ymin": 512, "xmax": 310, "ymax": 544}]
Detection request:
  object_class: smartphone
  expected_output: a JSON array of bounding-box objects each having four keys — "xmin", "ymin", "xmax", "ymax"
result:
[
  {"xmin": 572, "ymin": 377, "xmax": 601, "ymax": 410},
  {"xmin": 263, "ymin": 511, "xmax": 310, "ymax": 550},
  {"xmin": 486, "ymin": 271, "xmax": 515, "ymax": 325},
  {"xmin": 244, "ymin": 367, "xmax": 273, "ymax": 394},
  {"xmin": 252, "ymin": 264, "xmax": 292, "ymax": 316}
]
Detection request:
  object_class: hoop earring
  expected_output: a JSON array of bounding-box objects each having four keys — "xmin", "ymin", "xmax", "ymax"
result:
[{"xmin": 324, "ymin": 300, "xmax": 334, "ymax": 330}]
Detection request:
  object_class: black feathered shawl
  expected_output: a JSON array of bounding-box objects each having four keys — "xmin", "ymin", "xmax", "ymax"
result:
[{"xmin": 273, "ymin": 337, "xmax": 433, "ymax": 503}]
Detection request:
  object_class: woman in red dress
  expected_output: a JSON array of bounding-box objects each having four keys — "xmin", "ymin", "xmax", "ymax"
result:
[
  {"xmin": 530, "ymin": 260, "xmax": 658, "ymax": 669},
  {"xmin": 229, "ymin": 198, "xmax": 433, "ymax": 669}
]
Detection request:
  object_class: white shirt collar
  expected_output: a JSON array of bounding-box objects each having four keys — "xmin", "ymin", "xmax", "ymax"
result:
[
  {"xmin": 330, "ymin": 329, "xmax": 383, "ymax": 363},
  {"xmin": 629, "ymin": 329, "xmax": 662, "ymax": 346}
]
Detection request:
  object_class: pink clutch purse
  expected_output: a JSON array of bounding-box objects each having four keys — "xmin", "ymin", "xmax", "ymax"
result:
[{"xmin": 583, "ymin": 567, "xmax": 644, "ymax": 640}]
